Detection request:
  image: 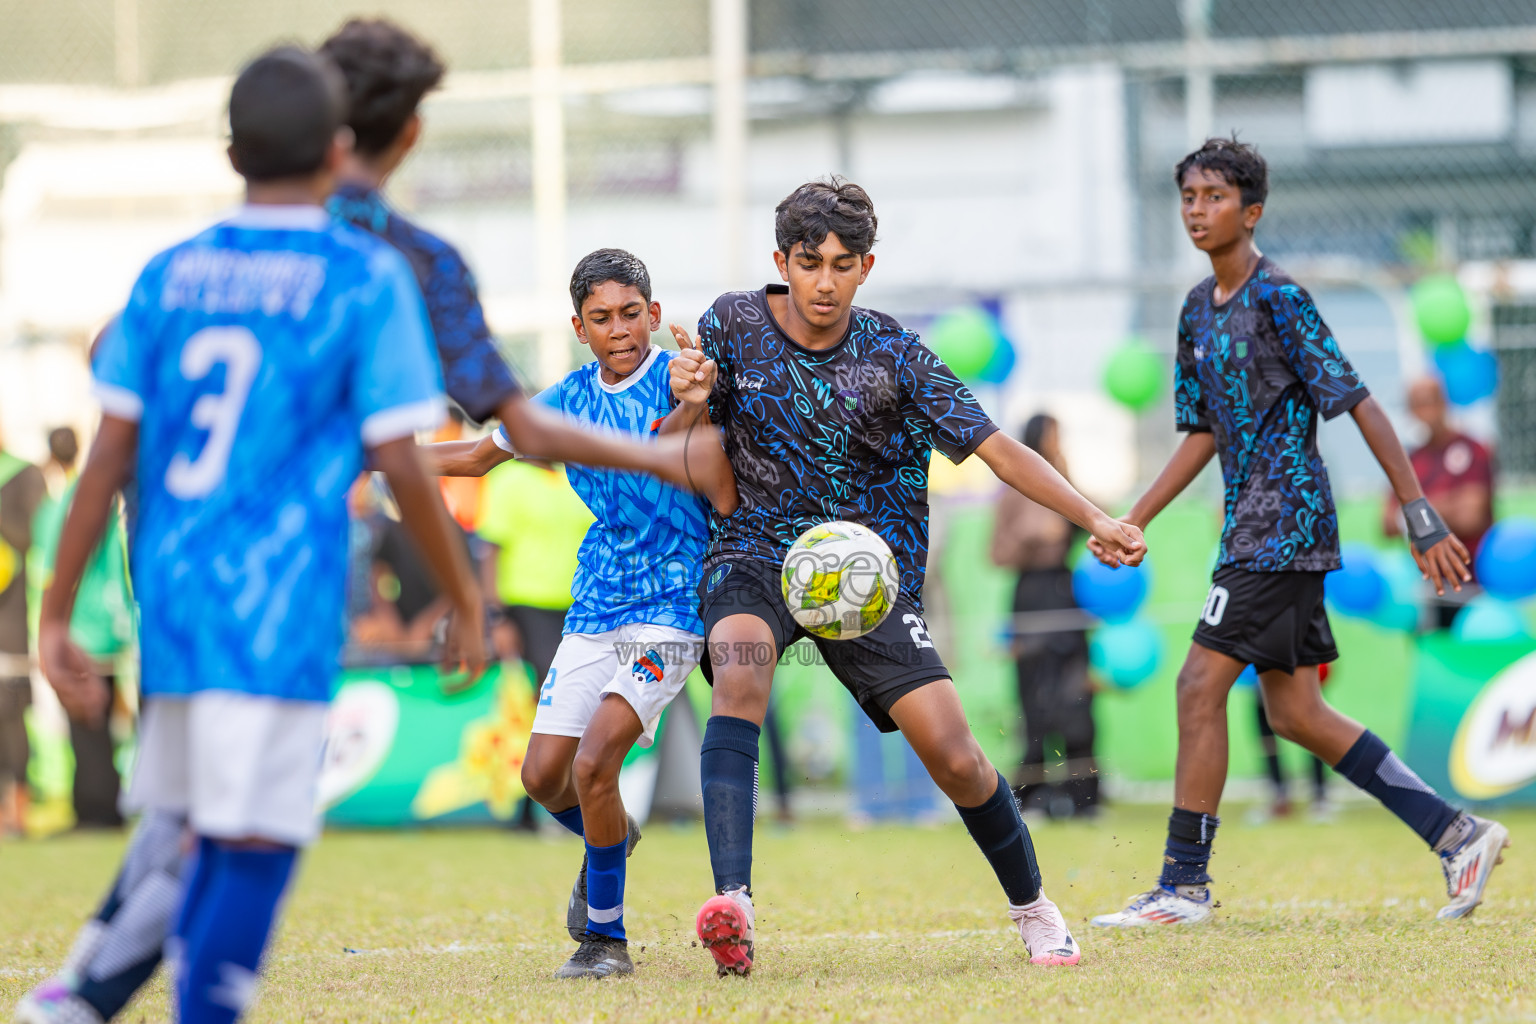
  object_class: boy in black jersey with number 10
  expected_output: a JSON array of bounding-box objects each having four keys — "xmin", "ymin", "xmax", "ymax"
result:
[
  {"xmin": 1092, "ymin": 137, "xmax": 1507, "ymax": 929},
  {"xmin": 667, "ymin": 178, "xmax": 1147, "ymax": 975}
]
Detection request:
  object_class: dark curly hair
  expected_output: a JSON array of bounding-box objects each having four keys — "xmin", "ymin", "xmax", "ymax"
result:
[
  {"xmin": 570, "ymin": 248, "xmax": 652, "ymax": 315},
  {"xmin": 1175, "ymin": 135, "xmax": 1268, "ymax": 208},
  {"xmin": 320, "ymin": 18, "xmax": 445, "ymax": 157},
  {"xmin": 774, "ymin": 177, "xmax": 879, "ymax": 257}
]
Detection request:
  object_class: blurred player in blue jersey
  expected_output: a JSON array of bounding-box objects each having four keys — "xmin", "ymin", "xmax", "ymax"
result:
[
  {"xmin": 319, "ymin": 18, "xmax": 712, "ymax": 486},
  {"xmin": 667, "ymin": 178, "xmax": 1147, "ymax": 976},
  {"xmin": 1091, "ymin": 137, "xmax": 1507, "ymax": 929},
  {"xmin": 19, "ymin": 48, "xmax": 485, "ymax": 1024},
  {"xmin": 428, "ymin": 249, "xmax": 737, "ymax": 979}
]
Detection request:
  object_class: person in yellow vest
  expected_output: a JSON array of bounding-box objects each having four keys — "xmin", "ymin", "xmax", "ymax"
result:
[{"xmin": 476, "ymin": 457, "xmax": 594, "ymax": 694}]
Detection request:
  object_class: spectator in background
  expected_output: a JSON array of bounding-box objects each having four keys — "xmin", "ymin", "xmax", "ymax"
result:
[
  {"xmin": 989, "ymin": 414, "xmax": 1098, "ymax": 819},
  {"xmin": 0, "ymin": 433, "xmax": 45, "ymax": 838},
  {"xmin": 476, "ymin": 457, "xmax": 592, "ymax": 690},
  {"xmin": 1383, "ymin": 376, "xmax": 1495, "ymax": 628},
  {"xmin": 31, "ymin": 458, "xmax": 135, "ymax": 829},
  {"xmin": 41, "ymin": 427, "xmax": 79, "ymax": 499},
  {"xmin": 347, "ymin": 474, "xmax": 460, "ymax": 659},
  {"xmin": 476, "ymin": 456, "xmax": 591, "ymax": 830}
]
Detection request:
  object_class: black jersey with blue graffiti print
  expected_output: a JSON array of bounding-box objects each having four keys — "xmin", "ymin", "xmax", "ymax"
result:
[
  {"xmin": 699, "ymin": 284, "xmax": 997, "ymax": 608},
  {"xmin": 1175, "ymin": 256, "xmax": 1369, "ymax": 573},
  {"xmin": 328, "ymin": 183, "xmax": 520, "ymax": 422}
]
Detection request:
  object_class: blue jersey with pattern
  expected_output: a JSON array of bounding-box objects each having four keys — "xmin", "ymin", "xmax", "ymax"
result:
[
  {"xmin": 495, "ymin": 347, "xmax": 707, "ymax": 635},
  {"xmin": 328, "ymin": 183, "xmax": 520, "ymax": 423},
  {"xmin": 93, "ymin": 205, "xmax": 445, "ymax": 702},
  {"xmin": 1175, "ymin": 257, "xmax": 1369, "ymax": 572},
  {"xmin": 700, "ymin": 285, "xmax": 997, "ymax": 607}
]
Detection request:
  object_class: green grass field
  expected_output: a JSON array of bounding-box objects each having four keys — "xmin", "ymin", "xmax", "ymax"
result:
[{"xmin": 3, "ymin": 805, "xmax": 1533, "ymax": 1023}]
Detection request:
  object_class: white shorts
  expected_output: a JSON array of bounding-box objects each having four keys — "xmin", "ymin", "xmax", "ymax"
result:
[
  {"xmin": 124, "ymin": 693, "xmax": 328, "ymax": 847},
  {"xmin": 533, "ymin": 624, "xmax": 701, "ymax": 747}
]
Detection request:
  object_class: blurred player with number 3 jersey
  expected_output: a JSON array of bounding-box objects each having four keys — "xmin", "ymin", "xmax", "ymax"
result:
[
  {"xmin": 20, "ymin": 47, "xmax": 485, "ymax": 1024},
  {"xmin": 667, "ymin": 178, "xmax": 1147, "ymax": 976},
  {"xmin": 427, "ymin": 249, "xmax": 737, "ymax": 980}
]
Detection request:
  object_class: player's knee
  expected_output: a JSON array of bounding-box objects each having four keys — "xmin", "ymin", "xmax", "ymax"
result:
[
  {"xmin": 571, "ymin": 744, "xmax": 619, "ymax": 799},
  {"xmin": 1263, "ymin": 697, "xmax": 1316, "ymax": 746},
  {"xmin": 929, "ymin": 742, "xmax": 991, "ymax": 795},
  {"xmin": 1175, "ymin": 667, "xmax": 1226, "ymax": 718},
  {"xmin": 520, "ymin": 758, "xmax": 567, "ymax": 805}
]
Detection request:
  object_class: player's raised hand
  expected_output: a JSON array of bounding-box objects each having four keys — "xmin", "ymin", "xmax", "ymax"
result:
[
  {"xmin": 1087, "ymin": 518, "xmax": 1147, "ymax": 568},
  {"xmin": 1412, "ymin": 533, "xmax": 1472, "ymax": 597},
  {"xmin": 38, "ymin": 619, "xmax": 110, "ymax": 727},
  {"xmin": 669, "ymin": 323, "xmax": 717, "ymax": 406}
]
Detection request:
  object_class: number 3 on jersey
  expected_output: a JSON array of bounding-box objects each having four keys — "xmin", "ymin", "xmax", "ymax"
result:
[{"xmin": 165, "ymin": 326, "xmax": 262, "ymax": 499}]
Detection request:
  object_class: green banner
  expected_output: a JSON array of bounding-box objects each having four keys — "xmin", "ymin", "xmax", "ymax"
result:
[{"xmin": 1405, "ymin": 633, "xmax": 1536, "ymax": 805}]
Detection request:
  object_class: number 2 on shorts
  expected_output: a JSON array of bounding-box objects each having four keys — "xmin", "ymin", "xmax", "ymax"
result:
[
  {"xmin": 902, "ymin": 613, "xmax": 935, "ymax": 649},
  {"xmin": 165, "ymin": 326, "xmax": 262, "ymax": 499}
]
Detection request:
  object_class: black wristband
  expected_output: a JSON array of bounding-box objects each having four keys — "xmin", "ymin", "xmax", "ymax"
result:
[{"xmin": 1403, "ymin": 497, "xmax": 1451, "ymax": 554}]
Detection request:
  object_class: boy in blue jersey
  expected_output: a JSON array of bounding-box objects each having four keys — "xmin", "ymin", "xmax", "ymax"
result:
[
  {"xmin": 667, "ymin": 178, "xmax": 1147, "ymax": 976},
  {"xmin": 429, "ymin": 249, "xmax": 737, "ymax": 979},
  {"xmin": 1091, "ymin": 137, "xmax": 1507, "ymax": 929},
  {"xmin": 24, "ymin": 48, "xmax": 484, "ymax": 1024}
]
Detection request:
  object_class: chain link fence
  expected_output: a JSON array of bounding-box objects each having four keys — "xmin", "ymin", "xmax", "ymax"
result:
[{"xmin": 2, "ymin": 0, "xmax": 1535, "ymax": 477}]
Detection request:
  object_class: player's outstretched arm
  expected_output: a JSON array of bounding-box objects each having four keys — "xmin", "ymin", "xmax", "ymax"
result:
[
  {"xmin": 1086, "ymin": 431, "xmax": 1215, "ymax": 566},
  {"xmin": 494, "ymin": 392, "xmax": 716, "ymax": 502},
  {"xmin": 39, "ymin": 415, "xmax": 136, "ymax": 725},
  {"xmin": 422, "ymin": 434, "xmax": 513, "ymax": 478},
  {"xmin": 973, "ymin": 431, "xmax": 1145, "ymax": 567},
  {"xmin": 1350, "ymin": 395, "xmax": 1470, "ymax": 595},
  {"xmin": 371, "ymin": 437, "xmax": 488, "ymax": 680}
]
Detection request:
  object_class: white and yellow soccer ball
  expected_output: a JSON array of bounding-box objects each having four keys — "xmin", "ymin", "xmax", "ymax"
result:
[{"xmin": 781, "ymin": 521, "xmax": 899, "ymax": 640}]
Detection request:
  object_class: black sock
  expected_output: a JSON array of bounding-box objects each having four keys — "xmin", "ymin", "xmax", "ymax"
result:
[
  {"xmin": 955, "ymin": 771, "xmax": 1042, "ymax": 905},
  {"xmin": 1160, "ymin": 807, "xmax": 1219, "ymax": 887},
  {"xmin": 1334, "ymin": 730, "xmax": 1459, "ymax": 847},
  {"xmin": 700, "ymin": 716, "xmax": 760, "ymax": 893}
]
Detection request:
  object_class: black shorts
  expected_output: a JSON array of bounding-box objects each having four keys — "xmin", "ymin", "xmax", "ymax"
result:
[
  {"xmin": 698, "ymin": 556, "xmax": 950, "ymax": 732},
  {"xmin": 1191, "ymin": 565, "xmax": 1339, "ymax": 675}
]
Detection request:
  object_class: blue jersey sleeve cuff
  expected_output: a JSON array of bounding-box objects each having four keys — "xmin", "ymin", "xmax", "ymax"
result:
[
  {"xmin": 492, "ymin": 426, "xmax": 515, "ymax": 454},
  {"xmin": 361, "ymin": 397, "xmax": 445, "ymax": 447},
  {"xmin": 92, "ymin": 382, "xmax": 145, "ymax": 422}
]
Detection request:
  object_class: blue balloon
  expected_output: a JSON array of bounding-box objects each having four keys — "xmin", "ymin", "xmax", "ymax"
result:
[
  {"xmin": 1072, "ymin": 557, "xmax": 1150, "ymax": 624},
  {"xmin": 1234, "ymin": 664, "xmax": 1259, "ymax": 688},
  {"xmin": 1453, "ymin": 596, "xmax": 1530, "ymax": 643},
  {"xmin": 978, "ymin": 331, "xmax": 1017, "ymax": 384},
  {"xmin": 1370, "ymin": 551, "xmax": 1423, "ymax": 632},
  {"xmin": 1326, "ymin": 544, "xmax": 1387, "ymax": 618},
  {"xmin": 1089, "ymin": 620, "xmax": 1163, "ymax": 689},
  {"xmin": 1433, "ymin": 342, "xmax": 1499, "ymax": 406},
  {"xmin": 1476, "ymin": 519, "xmax": 1536, "ymax": 602}
]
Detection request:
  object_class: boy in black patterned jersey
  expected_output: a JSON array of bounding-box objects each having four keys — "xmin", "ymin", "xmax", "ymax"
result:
[
  {"xmin": 666, "ymin": 178, "xmax": 1147, "ymax": 975},
  {"xmin": 1091, "ymin": 137, "xmax": 1506, "ymax": 930}
]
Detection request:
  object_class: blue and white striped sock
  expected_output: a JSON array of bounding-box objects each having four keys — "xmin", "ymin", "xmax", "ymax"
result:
[{"xmin": 583, "ymin": 836, "xmax": 628, "ymax": 941}]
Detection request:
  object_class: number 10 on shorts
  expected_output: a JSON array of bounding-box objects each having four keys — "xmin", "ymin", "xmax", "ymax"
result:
[{"xmin": 1201, "ymin": 585, "xmax": 1229, "ymax": 626}]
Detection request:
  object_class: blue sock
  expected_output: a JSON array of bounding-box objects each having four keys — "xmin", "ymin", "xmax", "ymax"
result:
[
  {"xmin": 550, "ymin": 804, "xmax": 585, "ymax": 838},
  {"xmin": 1335, "ymin": 730, "xmax": 1459, "ymax": 847},
  {"xmin": 701, "ymin": 715, "xmax": 760, "ymax": 893},
  {"xmin": 955, "ymin": 771, "xmax": 1042, "ymax": 905},
  {"xmin": 1160, "ymin": 807, "xmax": 1219, "ymax": 887},
  {"xmin": 583, "ymin": 836, "xmax": 628, "ymax": 941},
  {"xmin": 173, "ymin": 838, "xmax": 297, "ymax": 1024}
]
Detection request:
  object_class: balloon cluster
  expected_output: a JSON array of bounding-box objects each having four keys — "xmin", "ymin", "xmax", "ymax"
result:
[
  {"xmin": 1324, "ymin": 521, "xmax": 1536, "ymax": 643},
  {"xmin": 1412, "ymin": 274, "xmax": 1497, "ymax": 405},
  {"xmin": 1074, "ymin": 557, "xmax": 1162, "ymax": 689},
  {"xmin": 927, "ymin": 307, "xmax": 1016, "ymax": 384}
]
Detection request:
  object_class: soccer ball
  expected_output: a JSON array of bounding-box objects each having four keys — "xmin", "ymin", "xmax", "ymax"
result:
[{"xmin": 781, "ymin": 521, "xmax": 899, "ymax": 640}]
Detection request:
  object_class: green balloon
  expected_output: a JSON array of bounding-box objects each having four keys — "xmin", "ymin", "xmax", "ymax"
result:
[
  {"xmin": 1103, "ymin": 340, "xmax": 1164, "ymax": 411},
  {"xmin": 1411, "ymin": 274, "xmax": 1471, "ymax": 347},
  {"xmin": 927, "ymin": 308, "xmax": 998, "ymax": 380}
]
